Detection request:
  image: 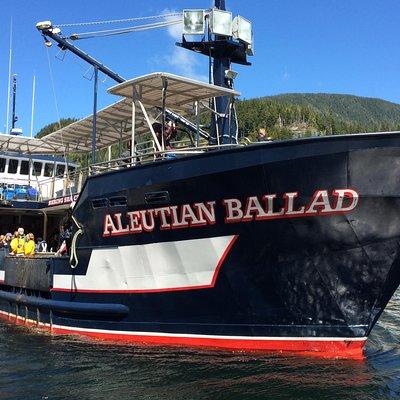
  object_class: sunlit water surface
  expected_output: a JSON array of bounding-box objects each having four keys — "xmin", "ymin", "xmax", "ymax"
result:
[{"xmin": 0, "ymin": 290, "xmax": 399, "ymax": 400}]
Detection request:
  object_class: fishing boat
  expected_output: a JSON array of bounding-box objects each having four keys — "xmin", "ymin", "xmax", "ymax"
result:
[
  {"xmin": 0, "ymin": 1, "xmax": 400, "ymax": 359},
  {"xmin": 0, "ymin": 69, "xmax": 79, "ymax": 240}
]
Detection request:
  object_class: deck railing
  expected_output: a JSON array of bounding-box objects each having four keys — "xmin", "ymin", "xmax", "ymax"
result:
[
  {"xmin": 88, "ymin": 139, "xmax": 244, "ymax": 176},
  {"xmin": 1, "ymin": 139, "xmax": 249, "ymax": 203}
]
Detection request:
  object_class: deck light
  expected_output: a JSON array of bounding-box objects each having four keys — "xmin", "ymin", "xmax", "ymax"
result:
[
  {"xmin": 209, "ymin": 9, "xmax": 232, "ymax": 37},
  {"xmin": 183, "ymin": 10, "xmax": 205, "ymax": 35},
  {"xmin": 232, "ymin": 16, "xmax": 252, "ymax": 45}
]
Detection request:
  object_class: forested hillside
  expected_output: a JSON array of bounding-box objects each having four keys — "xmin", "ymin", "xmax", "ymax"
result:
[
  {"xmin": 36, "ymin": 94, "xmax": 400, "ymax": 145},
  {"xmin": 237, "ymin": 93, "xmax": 400, "ymax": 141}
]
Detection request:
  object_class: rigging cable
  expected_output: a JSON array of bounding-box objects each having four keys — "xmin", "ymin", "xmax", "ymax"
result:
[
  {"xmin": 68, "ymin": 19, "xmax": 181, "ymax": 40},
  {"xmin": 55, "ymin": 12, "xmax": 182, "ymax": 28},
  {"xmin": 45, "ymin": 47, "xmax": 62, "ymax": 130},
  {"xmin": 45, "ymin": 47, "xmax": 73, "ymax": 198}
]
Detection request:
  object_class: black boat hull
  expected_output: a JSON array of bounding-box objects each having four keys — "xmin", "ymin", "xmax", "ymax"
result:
[{"xmin": 2, "ymin": 133, "xmax": 400, "ymax": 358}]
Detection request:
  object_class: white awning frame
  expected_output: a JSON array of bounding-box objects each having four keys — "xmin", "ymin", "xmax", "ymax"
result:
[{"xmin": 15, "ymin": 72, "xmax": 240, "ymax": 155}]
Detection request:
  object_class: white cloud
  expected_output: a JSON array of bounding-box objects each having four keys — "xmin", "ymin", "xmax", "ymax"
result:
[
  {"xmin": 282, "ymin": 66, "xmax": 290, "ymax": 81},
  {"xmin": 162, "ymin": 8, "xmax": 183, "ymax": 39}
]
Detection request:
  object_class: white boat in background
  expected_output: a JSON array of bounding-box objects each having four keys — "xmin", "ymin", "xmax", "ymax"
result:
[{"xmin": 0, "ymin": 152, "xmax": 77, "ymax": 201}]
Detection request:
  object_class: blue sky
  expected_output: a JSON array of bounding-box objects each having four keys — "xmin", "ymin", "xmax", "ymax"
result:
[{"xmin": 0, "ymin": 0, "xmax": 399, "ymax": 136}]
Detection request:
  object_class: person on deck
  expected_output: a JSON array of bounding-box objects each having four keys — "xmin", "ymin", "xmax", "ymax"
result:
[
  {"xmin": 152, "ymin": 120, "xmax": 177, "ymax": 150},
  {"xmin": 17, "ymin": 227, "xmax": 25, "ymax": 240},
  {"xmin": 3, "ymin": 233, "xmax": 12, "ymax": 250},
  {"xmin": 35, "ymin": 238, "xmax": 47, "ymax": 253},
  {"xmin": 10, "ymin": 231, "xmax": 24, "ymax": 256},
  {"xmin": 24, "ymin": 233, "xmax": 36, "ymax": 256}
]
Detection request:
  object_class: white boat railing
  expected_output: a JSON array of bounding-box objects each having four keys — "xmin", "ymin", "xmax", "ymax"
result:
[
  {"xmin": 88, "ymin": 140, "xmax": 244, "ymax": 176},
  {"xmin": 0, "ymin": 139, "xmax": 248, "ymax": 202}
]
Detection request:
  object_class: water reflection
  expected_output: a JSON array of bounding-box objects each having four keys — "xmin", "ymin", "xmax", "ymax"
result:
[{"xmin": 0, "ymin": 291, "xmax": 399, "ymax": 400}]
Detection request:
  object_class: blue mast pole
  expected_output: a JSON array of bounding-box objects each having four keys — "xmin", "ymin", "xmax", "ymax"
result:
[{"xmin": 211, "ymin": 0, "xmax": 237, "ymax": 145}]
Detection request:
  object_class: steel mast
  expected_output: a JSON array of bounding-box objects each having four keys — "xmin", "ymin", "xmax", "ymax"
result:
[{"xmin": 177, "ymin": 0, "xmax": 252, "ymax": 145}]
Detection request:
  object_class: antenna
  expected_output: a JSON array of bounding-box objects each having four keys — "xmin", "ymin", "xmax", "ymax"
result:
[
  {"xmin": 5, "ymin": 18, "xmax": 12, "ymax": 134},
  {"xmin": 11, "ymin": 74, "xmax": 17, "ymax": 130},
  {"xmin": 30, "ymin": 74, "xmax": 36, "ymax": 137}
]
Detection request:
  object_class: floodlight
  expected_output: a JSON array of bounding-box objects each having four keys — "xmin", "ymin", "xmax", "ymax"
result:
[
  {"xmin": 225, "ymin": 69, "xmax": 238, "ymax": 79},
  {"xmin": 183, "ymin": 10, "xmax": 205, "ymax": 35},
  {"xmin": 209, "ymin": 9, "xmax": 232, "ymax": 37},
  {"xmin": 36, "ymin": 21, "xmax": 52, "ymax": 30},
  {"xmin": 232, "ymin": 16, "xmax": 252, "ymax": 45}
]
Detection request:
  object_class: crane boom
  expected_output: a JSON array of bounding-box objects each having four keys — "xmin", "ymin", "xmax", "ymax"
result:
[{"xmin": 37, "ymin": 24, "xmax": 209, "ymax": 141}]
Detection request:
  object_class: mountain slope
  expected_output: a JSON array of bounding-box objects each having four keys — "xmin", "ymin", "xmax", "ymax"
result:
[{"xmin": 236, "ymin": 93, "xmax": 400, "ymax": 140}]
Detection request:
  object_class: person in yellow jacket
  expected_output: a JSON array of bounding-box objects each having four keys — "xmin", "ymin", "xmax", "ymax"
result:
[
  {"xmin": 10, "ymin": 231, "xmax": 24, "ymax": 255},
  {"xmin": 24, "ymin": 233, "xmax": 36, "ymax": 256}
]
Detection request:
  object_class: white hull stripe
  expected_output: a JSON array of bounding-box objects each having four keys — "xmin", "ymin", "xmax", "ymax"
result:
[{"xmin": 53, "ymin": 235, "xmax": 237, "ymax": 292}]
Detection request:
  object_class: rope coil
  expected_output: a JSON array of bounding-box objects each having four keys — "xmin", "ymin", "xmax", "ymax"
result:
[{"xmin": 70, "ymin": 215, "xmax": 83, "ymax": 269}]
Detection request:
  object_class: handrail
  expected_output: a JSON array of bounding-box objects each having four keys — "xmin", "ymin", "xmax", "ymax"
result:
[
  {"xmin": 88, "ymin": 142, "xmax": 244, "ymax": 175},
  {"xmin": 0, "ymin": 140, "xmax": 248, "ymax": 201}
]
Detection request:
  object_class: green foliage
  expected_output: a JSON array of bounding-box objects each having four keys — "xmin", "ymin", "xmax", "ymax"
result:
[
  {"xmin": 236, "ymin": 93, "xmax": 400, "ymax": 141},
  {"xmin": 35, "ymin": 118, "xmax": 78, "ymax": 139},
  {"xmin": 36, "ymin": 93, "xmax": 400, "ymax": 167}
]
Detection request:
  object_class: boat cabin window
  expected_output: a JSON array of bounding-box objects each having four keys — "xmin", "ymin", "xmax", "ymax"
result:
[
  {"xmin": 92, "ymin": 198, "xmax": 109, "ymax": 209},
  {"xmin": 109, "ymin": 196, "xmax": 127, "ymax": 207},
  {"xmin": 0, "ymin": 158, "xmax": 5, "ymax": 173},
  {"xmin": 44, "ymin": 163, "xmax": 54, "ymax": 177},
  {"xmin": 8, "ymin": 159, "xmax": 18, "ymax": 174},
  {"xmin": 56, "ymin": 164, "xmax": 65, "ymax": 176},
  {"xmin": 33, "ymin": 161, "xmax": 42, "ymax": 176},
  {"xmin": 20, "ymin": 160, "xmax": 29, "ymax": 175}
]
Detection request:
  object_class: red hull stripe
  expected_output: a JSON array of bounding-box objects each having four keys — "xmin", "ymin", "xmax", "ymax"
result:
[
  {"xmin": 0, "ymin": 310, "xmax": 366, "ymax": 359},
  {"xmin": 51, "ymin": 234, "xmax": 239, "ymax": 294}
]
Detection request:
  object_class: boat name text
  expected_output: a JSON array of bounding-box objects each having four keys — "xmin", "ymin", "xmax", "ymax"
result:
[{"xmin": 102, "ymin": 189, "xmax": 359, "ymax": 237}]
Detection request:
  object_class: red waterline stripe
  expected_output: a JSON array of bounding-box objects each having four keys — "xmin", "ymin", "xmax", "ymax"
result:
[
  {"xmin": 0, "ymin": 309, "xmax": 365, "ymax": 359},
  {"xmin": 51, "ymin": 235, "xmax": 239, "ymax": 294}
]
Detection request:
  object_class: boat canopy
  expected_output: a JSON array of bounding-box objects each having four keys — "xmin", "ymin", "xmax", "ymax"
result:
[
  {"xmin": 39, "ymin": 72, "xmax": 240, "ymax": 154},
  {"xmin": 0, "ymin": 132, "xmax": 66, "ymax": 155},
  {"xmin": 108, "ymin": 72, "xmax": 240, "ymax": 110}
]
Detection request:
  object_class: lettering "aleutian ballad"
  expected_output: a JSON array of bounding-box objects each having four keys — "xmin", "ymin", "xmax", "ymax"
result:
[{"xmin": 102, "ymin": 189, "xmax": 358, "ymax": 237}]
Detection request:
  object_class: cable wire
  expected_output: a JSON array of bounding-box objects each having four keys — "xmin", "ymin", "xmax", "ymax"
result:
[
  {"xmin": 45, "ymin": 47, "xmax": 74, "ymax": 197},
  {"xmin": 55, "ymin": 13, "xmax": 182, "ymax": 28},
  {"xmin": 70, "ymin": 19, "xmax": 181, "ymax": 40}
]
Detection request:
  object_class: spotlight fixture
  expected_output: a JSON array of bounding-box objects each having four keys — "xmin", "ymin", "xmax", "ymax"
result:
[
  {"xmin": 183, "ymin": 10, "xmax": 205, "ymax": 35},
  {"xmin": 232, "ymin": 16, "xmax": 252, "ymax": 45},
  {"xmin": 209, "ymin": 9, "xmax": 232, "ymax": 37},
  {"xmin": 225, "ymin": 69, "xmax": 238, "ymax": 80}
]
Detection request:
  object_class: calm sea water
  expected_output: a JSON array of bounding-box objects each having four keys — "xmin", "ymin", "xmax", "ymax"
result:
[{"xmin": 0, "ymin": 291, "xmax": 399, "ymax": 400}]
